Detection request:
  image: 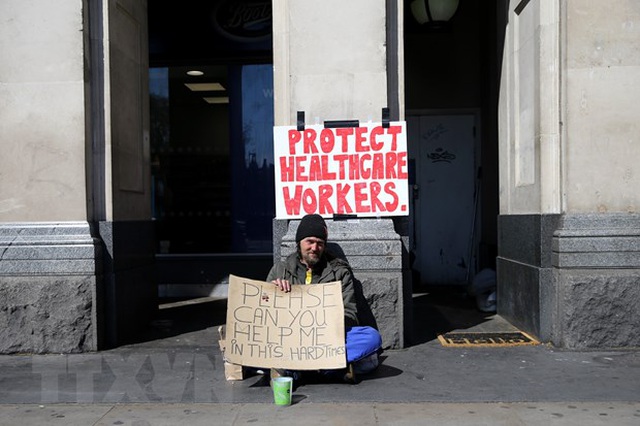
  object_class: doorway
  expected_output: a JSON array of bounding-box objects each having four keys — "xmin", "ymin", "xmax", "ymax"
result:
[
  {"xmin": 403, "ymin": 0, "xmax": 502, "ymax": 343},
  {"xmin": 148, "ymin": 1, "xmax": 276, "ymax": 301}
]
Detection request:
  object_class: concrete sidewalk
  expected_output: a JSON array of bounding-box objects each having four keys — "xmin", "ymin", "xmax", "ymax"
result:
[
  {"xmin": 2, "ymin": 326, "xmax": 639, "ymax": 403},
  {"xmin": 1, "ymin": 323, "xmax": 639, "ymax": 424},
  {"xmin": 0, "ymin": 294, "xmax": 638, "ymax": 425},
  {"xmin": 1, "ymin": 402, "xmax": 639, "ymax": 425}
]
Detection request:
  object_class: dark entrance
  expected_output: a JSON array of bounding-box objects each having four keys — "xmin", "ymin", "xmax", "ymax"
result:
[
  {"xmin": 144, "ymin": 0, "xmax": 504, "ymax": 344},
  {"xmin": 148, "ymin": 0, "xmax": 276, "ymax": 297}
]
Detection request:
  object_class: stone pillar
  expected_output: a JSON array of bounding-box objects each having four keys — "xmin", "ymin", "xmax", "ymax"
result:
[
  {"xmin": 272, "ymin": 0, "xmax": 408, "ymax": 347},
  {"xmin": 498, "ymin": 1, "xmax": 640, "ymax": 348},
  {"xmin": 550, "ymin": 2, "xmax": 640, "ymax": 348},
  {"xmin": 0, "ymin": 1, "xmax": 100, "ymax": 353},
  {"xmin": 497, "ymin": 0, "xmax": 562, "ymax": 343},
  {"xmin": 0, "ymin": 0, "xmax": 155, "ymax": 352}
]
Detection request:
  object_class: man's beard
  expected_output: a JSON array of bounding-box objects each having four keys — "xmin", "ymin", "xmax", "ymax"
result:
[{"xmin": 302, "ymin": 251, "xmax": 320, "ymax": 267}]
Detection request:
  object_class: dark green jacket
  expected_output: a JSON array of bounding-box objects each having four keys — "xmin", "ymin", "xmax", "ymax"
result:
[{"xmin": 266, "ymin": 251, "xmax": 359, "ymax": 328}]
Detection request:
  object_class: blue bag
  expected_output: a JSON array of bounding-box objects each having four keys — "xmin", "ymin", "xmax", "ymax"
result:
[{"xmin": 345, "ymin": 326, "xmax": 382, "ymax": 373}]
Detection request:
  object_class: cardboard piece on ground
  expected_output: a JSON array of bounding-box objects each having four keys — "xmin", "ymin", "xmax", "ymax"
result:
[
  {"xmin": 225, "ymin": 275, "xmax": 346, "ymax": 370},
  {"xmin": 218, "ymin": 325, "xmax": 245, "ymax": 381}
]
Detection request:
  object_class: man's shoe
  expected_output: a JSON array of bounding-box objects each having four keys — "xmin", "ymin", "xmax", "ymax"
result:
[
  {"xmin": 270, "ymin": 368, "xmax": 286, "ymax": 381},
  {"xmin": 343, "ymin": 363, "xmax": 358, "ymax": 384}
]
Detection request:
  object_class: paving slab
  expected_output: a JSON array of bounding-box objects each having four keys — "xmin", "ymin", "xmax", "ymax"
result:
[
  {"xmin": 373, "ymin": 402, "xmax": 640, "ymax": 426},
  {"xmin": 1, "ymin": 402, "xmax": 640, "ymax": 426}
]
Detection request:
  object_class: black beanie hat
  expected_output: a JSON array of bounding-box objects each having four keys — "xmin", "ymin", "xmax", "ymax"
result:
[{"xmin": 295, "ymin": 214, "xmax": 328, "ymax": 243}]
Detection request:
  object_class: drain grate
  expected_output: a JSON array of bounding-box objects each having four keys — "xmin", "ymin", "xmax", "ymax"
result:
[{"xmin": 437, "ymin": 331, "xmax": 539, "ymax": 347}]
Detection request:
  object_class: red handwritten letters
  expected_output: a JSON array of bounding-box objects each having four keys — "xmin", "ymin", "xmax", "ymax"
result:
[{"xmin": 274, "ymin": 122, "xmax": 409, "ymax": 218}]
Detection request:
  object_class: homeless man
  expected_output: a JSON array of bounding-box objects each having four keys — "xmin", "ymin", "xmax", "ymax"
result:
[{"xmin": 266, "ymin": 213, "xmax": 382, "ymax": 384}]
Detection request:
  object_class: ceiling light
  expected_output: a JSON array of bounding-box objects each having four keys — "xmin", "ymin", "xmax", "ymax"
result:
[
  {"xmin": 186, "ymin": 70, "xmax": 204, "ymax": 76},
  {"xmin": 203, "ymin": 97, "xmax": 229, "ymax": 104},
  {"xmin": 185, "ymin": 82, "xmax": 225, "ymax": 92},
  {"xmin": 410, "ymin": 0, "xmax": 459, "ymax": 31}
]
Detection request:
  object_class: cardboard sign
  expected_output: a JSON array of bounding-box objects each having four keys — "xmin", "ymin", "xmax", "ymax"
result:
[
  {"xmin": 273, "ymin": 122, "xmax": 409, "ymax": 219},
  {"xmin": 225, "ymin": 275, "xmax": 346, "ymax": 370}
]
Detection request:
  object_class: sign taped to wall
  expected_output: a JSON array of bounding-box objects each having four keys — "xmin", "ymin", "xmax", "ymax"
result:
[
  {"xmin": 225, "ymin": 275, "xmax": 346, "ymax": 370},
  {"xmin": 273, "ymin": 122, "xmax": 409, "ymax": 219}
]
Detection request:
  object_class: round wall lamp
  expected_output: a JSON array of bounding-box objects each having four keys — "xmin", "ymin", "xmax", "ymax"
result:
[{"xmin": 410, "ymin": 0, "xmax": 459, "ymax": 31}]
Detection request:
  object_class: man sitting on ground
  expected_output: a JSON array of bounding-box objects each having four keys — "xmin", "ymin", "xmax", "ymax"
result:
[{"xmin": 267, "ymin": 214, "xmax": 381, "ymax": 384}]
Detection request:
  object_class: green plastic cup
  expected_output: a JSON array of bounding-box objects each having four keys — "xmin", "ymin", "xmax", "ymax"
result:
[{"xmin": 271, "ymin": 376, "xmax": 293, "ymax": 406}]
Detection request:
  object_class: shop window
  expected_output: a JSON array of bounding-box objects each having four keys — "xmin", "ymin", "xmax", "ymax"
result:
[{"xmin": 149, "ymin": 64, "xmax": 274, "ymax": 254}]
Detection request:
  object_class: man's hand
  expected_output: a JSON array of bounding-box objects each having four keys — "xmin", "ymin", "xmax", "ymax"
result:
[{"xmin": 272, "ymin": 278, "xmax": 291, "ymax": 292}]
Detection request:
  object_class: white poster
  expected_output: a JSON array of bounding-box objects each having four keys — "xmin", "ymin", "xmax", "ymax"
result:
[{"xmin": 273, "ymin": 122, "xmax": 409, "ymax": 219}]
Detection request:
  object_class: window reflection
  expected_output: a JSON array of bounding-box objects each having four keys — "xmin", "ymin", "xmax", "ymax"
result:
[{"xmin": 149, "ymin": 65, "xmax": 274, "ymax": 254}]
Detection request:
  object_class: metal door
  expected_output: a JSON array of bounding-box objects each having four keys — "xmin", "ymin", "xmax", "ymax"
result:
[{"xmin": 408, "ymin": 114, "xmax": 478, "ymax": 286}]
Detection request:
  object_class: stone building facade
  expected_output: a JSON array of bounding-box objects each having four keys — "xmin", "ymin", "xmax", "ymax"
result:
[
  {"xmin": 0, "ymin": 0, "xmax": 638, "ymax": 353},
  {"xmin": 497, "ymin": 0, "xmax": 640, "ymax": 348}
]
